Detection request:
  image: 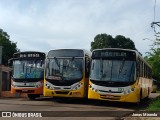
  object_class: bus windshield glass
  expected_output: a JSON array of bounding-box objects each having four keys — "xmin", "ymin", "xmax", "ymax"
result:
[
  {"xmin": 13, "ymin": 59, "xmax": 44, "ymax": 79},
  {"xmin": 90, "ymin": 59, "xmax": 136, "ymax": 82},
  {"xmin": 46, "ymin": 58, "xmax": 83, "ymax": 80}
]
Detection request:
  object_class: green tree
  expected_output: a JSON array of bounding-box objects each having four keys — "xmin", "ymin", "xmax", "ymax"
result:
[
  {"xmin": 114, "ymin": 35, "xmax": 136, "ymax": 49},
  {"xmin": 91, "ymin": 33, "xmax": 136, "ymax": 51},
  {"xmin": 0, "ymin": 28, "xmax": 20, "ymax": 65},
  {"xmin": 145, "ymin": 32, "xmax": 160, "ymax": 81},
  {"xmin": 145, "ymin": 48, "xmax": 160, "ymax": 80},
  {"xmin": 154, "ymin": 32, "xmax": 160, "ymax": 46},
  {"xmin": 91, "ymin": 34, "xmax": 114, "ymax": 51}
]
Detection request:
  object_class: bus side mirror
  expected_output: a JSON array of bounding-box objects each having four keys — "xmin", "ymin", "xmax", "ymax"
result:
[
  {"xmin": 8, "ymin": 58, "xmax": 13, "ymax": 67},
  {"xmin": 40, "ymin": 60, "xmax": 44, "ymax": 67},
  {"xmin": 86, "ymin": 60, "xmax": 91, "ymax": 77},
  {"xmin": 87, "ymin": 61, "xmax": 91, "ymax": 69}
]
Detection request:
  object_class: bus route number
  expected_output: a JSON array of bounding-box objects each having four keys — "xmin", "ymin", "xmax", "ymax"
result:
[{"xmin": 118, "ymin": 88, "xmax": 124, "ymax": 92}]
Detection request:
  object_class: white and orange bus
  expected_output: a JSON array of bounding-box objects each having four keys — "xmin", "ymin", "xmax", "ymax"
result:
[
  {"xmin": 88, "ymin": 48, "xmax": 152, "ymax": 103},
  {"xmin": 10, "ymin": 51, "xmax": 45, "ymax": 99}
]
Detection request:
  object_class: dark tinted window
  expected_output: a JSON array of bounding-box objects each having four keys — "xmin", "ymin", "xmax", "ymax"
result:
[
  {"xmin": 153, "ymin": 80, "xmax": 157, "ymax": 85},
  {"xmin": 48, "ymin": 49, "xmax": 84, "ymax": 57}
]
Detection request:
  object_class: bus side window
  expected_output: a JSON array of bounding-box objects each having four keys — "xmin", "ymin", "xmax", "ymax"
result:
[{"xmin": 136, "ymin": 59, "xmax": 140, "ymax": 77}]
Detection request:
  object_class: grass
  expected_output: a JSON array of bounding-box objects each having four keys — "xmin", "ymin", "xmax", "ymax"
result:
[{"xmin": 147, "ymin": 93, "xmax": 160, "ymax": 111}]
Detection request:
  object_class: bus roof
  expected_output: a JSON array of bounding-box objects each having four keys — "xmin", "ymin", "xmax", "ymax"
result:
[
  {"xmin": 14, "ymin": 51, "xmax": 45, "ymax": 55},
  {"xmin": 47, "ymin": 49, "xmax": 91, "ymax": 58},
  {"xmin": 92, "ymin": 48, "xmax": 138, "ymax": 53},
  {"xmin": 92, "ymin": 48, "xmax": 151, "ymax": 69}
]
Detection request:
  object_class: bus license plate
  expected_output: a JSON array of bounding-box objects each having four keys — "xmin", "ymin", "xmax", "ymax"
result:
[
  {"xmin": 105, "ymin": 94, "xmax": 114, "ymax": 98},
  {"xmin": 72, "ymin": 92, "xmax": 81, "ymax": 96},
  {"xmin": 22, "ymin": 90, "xmax": 28, "ymax": 92}
]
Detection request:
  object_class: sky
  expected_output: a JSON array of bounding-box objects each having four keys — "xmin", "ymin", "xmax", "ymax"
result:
[{"xmin": 0, "ymin": 0, "xmax": 160, "ymax": 56}]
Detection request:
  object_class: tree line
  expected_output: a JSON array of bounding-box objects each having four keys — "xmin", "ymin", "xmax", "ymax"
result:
[
  {"xmin": 0, "ymin": 28, "xmax": 159, "ymax": 82},
  {"xmin": 0, "ymin": 28, "xmax": 19, "ymax": 65},
  {"xmin": 91, "ymin": 33, "xmax": 136, "ymax": 51},
  {"xmin": 144, "ymin": 32, "xmax": 160, "ymax": 81}
]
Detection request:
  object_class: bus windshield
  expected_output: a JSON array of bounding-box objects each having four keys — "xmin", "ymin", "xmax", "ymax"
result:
[
  {"xmin": 90, "ymin": 59, "xmax": 136, "ymax": 82},
  {"xmin": 13, "ymin": 59, "xmax": 44, "ymax": 79},
  {"xmin": 46, "ymin": 58, "xmax": 83, "ymax": 80}
]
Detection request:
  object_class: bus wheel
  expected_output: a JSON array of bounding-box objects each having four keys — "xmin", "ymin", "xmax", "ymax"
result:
[
  {"xmin": 140, "ymin": 89, "xmax": 143, "ymax": 102},
  {"xmin": 28, "ymin": 94, "xmax": 39, "ymax": 100},
  {"xmin": 146, "ymin": 88, "xmax": 150, "ymax": 99}
]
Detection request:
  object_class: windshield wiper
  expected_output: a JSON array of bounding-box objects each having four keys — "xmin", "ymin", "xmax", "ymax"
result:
[
  {"xmin": 100, "ymin": 59, "xmax": 109, "ymax": 81},
  {"xmin": 129, "ymin": 62, "xmax": 134, "ymax": 81},
  {"xmin": 71, "ymin": 57, "xmax": 75, "ymax": 61},
  {"xmin": 100, "ymin": 59, "xmax": 103, "ymax": 81},
  {"xmin": 119, "ymin": 59, "xmax": 125, "ymax": 75},
  {"xmin": 53, "ymin": 57, "xmax": 64, "ymax": 80},
  {"xmin": 54, "ymin": 57, "xmax": 60, "ymax": 67},
  {"xmin": 109, "ymin": 60, "xmax": 113, "ymax": 82}
]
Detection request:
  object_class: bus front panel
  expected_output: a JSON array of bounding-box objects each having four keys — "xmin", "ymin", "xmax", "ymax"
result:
[
  {"xmin": 11, "ymin": 79, "xmax": 43, "ymax": 94},
  {"xmin": 88, "ymin": 81, "xmax": 141, "ymax": 103},
  {"xmin": 44, "ymin": 78, "xmax": 87, "ymax": 98}
]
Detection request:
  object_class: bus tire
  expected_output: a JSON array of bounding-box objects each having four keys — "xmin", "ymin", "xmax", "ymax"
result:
[
  {"xmin": 146, "ymin": 88, "xmax": 150, "ymax": 99},
  {"xmin": 28, "ymin": 94, "xmax": 39, "ymax": 100},
  {"xmin": 140, "ymin": 89, "xmax": 143, "ymax": 102}
]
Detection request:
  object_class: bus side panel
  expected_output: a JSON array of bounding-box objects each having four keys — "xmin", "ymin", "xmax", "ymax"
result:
[{"xmin": 138, "ymin": 77, "xmax": 151, "ymax": 99}]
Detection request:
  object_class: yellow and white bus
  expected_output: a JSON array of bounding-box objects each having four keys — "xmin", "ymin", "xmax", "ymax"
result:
[
  {"xmin": 88, "ymin": 48, "xmax": 152, "ymax": 103},
  {"xmin": 44, "ymin": 49, "xmax": 91, "ymax": 98},
  {"xmin": 10, "ymin": 51, "xmax": 45, "ymax": 99}
]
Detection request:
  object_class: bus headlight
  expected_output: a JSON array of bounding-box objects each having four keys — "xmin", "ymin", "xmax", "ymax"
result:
[
  {"xmin": 123, "ymin": 88, "xmax": 134, "ymax": 94},
  {"xmin": 12, "ymin": 82, "xmax": 16, "ymax": 87},
  {"xmin": 72, "ymin": 83, "xmax": 81, "ymax": 90},
  {"xmin": 89, "ymin": 84, "xmax": 98, "ymax": 92},
  {"xmin": 35, "ymin": 82, "xmax": 42, "ymax": 88},
  {"xmin": 131, "ymin": 88, "xmax": 134, "ymax": 91},
  {"xmin": 128, "ymin": 90, "xmax": 131, "ymax": 94},
  {"xmin": 45, "ymin": 82, "xmax": 52, "ymax": 89}
]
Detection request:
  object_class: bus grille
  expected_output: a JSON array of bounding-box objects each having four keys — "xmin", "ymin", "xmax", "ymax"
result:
[
  {"xmin": 100, "ymin": 95, "xmax": 121, "ymax": 100},
  {"xmin": 16, "ymin": 90, "xmax": 34, "ymax": 93},
  {"xmin": 55, "ymin": 91, "xmax": 69, "ymax": 95},
  {"xmin": 99, "ymin": 90, "xmax": 122, "ymax": 93}
]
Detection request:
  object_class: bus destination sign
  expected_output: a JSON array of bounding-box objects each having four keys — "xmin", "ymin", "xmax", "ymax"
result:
[
  {"xmin": 19, "ymin": 53, "xmax": 40, "ymax": 58},
  {"xmin": 101, "ymin": 51, "xmax": 127, "ymax": 57},
  {"xmin": 14, "ymin": 52, "xmax": 45, "ymax": 59},
  {"xmin": 92, "ymin": 50, "xmax": 136, "ymax": 60}
]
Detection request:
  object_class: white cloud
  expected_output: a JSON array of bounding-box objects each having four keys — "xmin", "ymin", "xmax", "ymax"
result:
[{"xmin": 0, "ymin": 0, "xmax": 159, "ymax": 55}]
